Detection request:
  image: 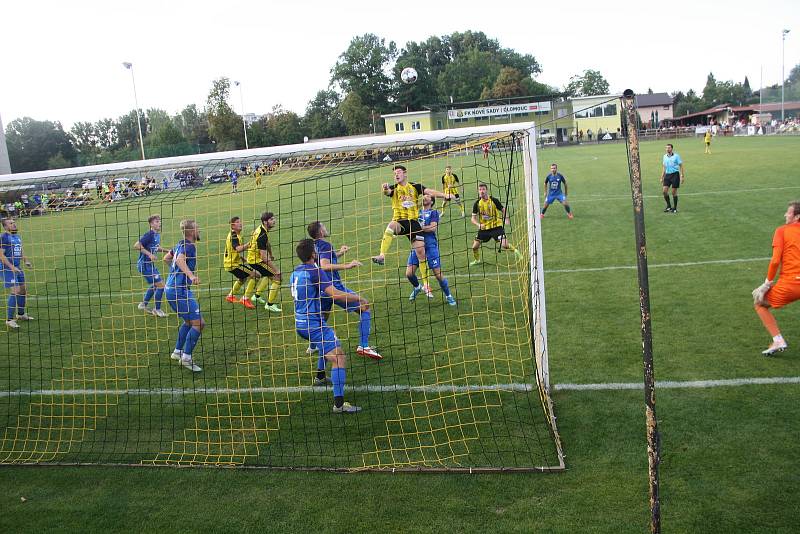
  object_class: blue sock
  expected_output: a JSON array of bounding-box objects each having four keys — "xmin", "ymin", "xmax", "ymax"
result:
[
  {"xmin": 143, "ymin": 286, "xmax": 155, "ymax": 304},
  {"xmin": 438, "ymin": 278, "xmax": 451, "ymax": 297},
  {"xmin": 175, "ymin": 323, "xmax": 192, "ymax": 352},
  {"xmin": 331, "ymin": 367, "xmax": 346, "ymax": 398},
  {"xmin": 16, "ymin": 295, "xmax": 26, "ymax": 315},
  {"xmin": 154, "ymin": 287, "xmax": 164, "ymax": 310},
  {"xmin": 317, "ymin": 355, "xmax": 326, "ymax": 371},
  {"xmin": 359, "ymin": 310, "xmax": 371, "ymax": 347},
  {"xmin": 407, "ymin": 274, "xmax": 420, "ymax": 287},
  {"xmin": 183, "ymin": 327, "xmax": 202, "ymax": 357},
  {"xmin": 7, "ymin": 295, "xmax": 16, "ymax": 320}
]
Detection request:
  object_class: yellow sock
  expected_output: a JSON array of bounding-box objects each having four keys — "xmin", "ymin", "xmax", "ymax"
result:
[
  {"xmin": 379, "ymin": 230, "xmax": 395, "ymax": 255},
  {"xmin": 256, "ymin": 277, "xmax": 270, "ymax": 296},
  {"xmin": 244, "ymin": 279, "xmax": 257, "ymax": 299},
  {"xmin": 267, "ymin": 280, "xmax": 281, "ymax": 304},
  {"xmin": 419, "ymin": 261, "xmax": 430, "ymax": 287},
  {"xmin": 230, "ymin": 280, "xmax": 243, "ymax": 296},
  {"xmin": 458, "ymin": 203, "xmax": 465, "ymax": 216},
  {"xmin": 506, "ymin": 244, "xmax": 517, "ymax": 252},
  {"xmin": 473, "ymin": 248, "xmax": 481, "ymax": 261}
]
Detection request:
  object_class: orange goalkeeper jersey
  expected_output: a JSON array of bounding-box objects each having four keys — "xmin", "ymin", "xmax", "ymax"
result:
[{"xmin": 768, "ymin": 222, "xmax": 800, "ymax": 281}]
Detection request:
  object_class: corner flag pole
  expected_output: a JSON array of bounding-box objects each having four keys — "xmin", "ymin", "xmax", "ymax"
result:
[{"xmin": 621, "ymin": 89, "xmax": 661, "ymax": 534}]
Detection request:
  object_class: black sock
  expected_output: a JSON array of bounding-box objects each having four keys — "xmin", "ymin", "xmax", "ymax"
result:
[
  {"xmin": 565, "ymin": 205, "xmax": 571, "ymax": 214},
  {"xmin": 672, "ymin": 195, "xmax": 678, "ymax": 209},
  {"xmin": 334, "ymin": 396, "xmax": 344, "ymax": 408},
  {"xmin": 316, "ymin": 369, "xmax": 326, "ymax": 380},
  {"xmin": 541, "ymin": 205, "xmax": 548, "ymax": 214},
  {"xmin": 663, "ymin": 193, "xmax": 671, "ymax": 208}
]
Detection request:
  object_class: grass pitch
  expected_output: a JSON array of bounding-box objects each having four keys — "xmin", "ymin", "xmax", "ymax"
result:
[{"xmin": 2, "ymin": 135, "xmax": 799, "ymax": 532}]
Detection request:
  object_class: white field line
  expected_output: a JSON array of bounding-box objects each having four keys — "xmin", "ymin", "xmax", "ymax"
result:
[
  {"xmin": 1, "ymin": 376, "xmax": 798, "ymax": 397},
  {"xmin": 575, "ymin": 184, "xmax": 800, "ymax": 203},
  {"xmin": 26, "ymin": 256, "xmax": 770, "ymax": 301}
]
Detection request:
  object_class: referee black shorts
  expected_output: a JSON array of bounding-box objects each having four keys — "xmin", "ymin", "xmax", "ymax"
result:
[
  {"xmin": 228, "ymin": 264, "xmax": 254, "ymax": 281},
  {"xmin": 395, "ymin": 219, "xmax": 424, "ymax": 241},
  {"xmin": 662, "ymin": 172, "xmax": 680, "ymax": 188}
]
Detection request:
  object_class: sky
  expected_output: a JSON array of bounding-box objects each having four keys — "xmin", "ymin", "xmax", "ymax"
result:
[{"xmin": 1, "ymin": 0, "xmax": 799, "ymax": 129}]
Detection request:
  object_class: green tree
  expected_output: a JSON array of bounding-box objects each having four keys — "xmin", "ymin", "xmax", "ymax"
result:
[
  {"xmin": 116, "ymin": 110, "xmax": 148, "ymax": 151},
  {"xmin": 701, "ymin": 72, "xmax": 718, "ymax": 106},
  {"xmin": 206, "ymin": 77, "xmax": 245, "ymax": 151},
  {"xmin": 339, "ymin": 92, "xmax": 372, "ymax": 135},
  {"xmin": 94, "ymin": 118, "xmax": 118, "ymax": 150},
  {"xmin": 70, "ymin": 121, "xmax": 99, "ymax": 163},
  {"xmin": 5, "ymin": 117, "xmax": 77, "ymax": 173},
  {"xmin": 146, "ymin": 108, "xmax": 171, "ymax": 134},
  {"xmin": 330, "ymin": 34, "xmax": 397, "ymax": 113},
  {"xmin": 174, "ymin": 104, "xmax": 211, "ymax": 148},
  {"xmin": 674, "ymin": 89, "xmax": 702, "ymax": 116},
  {"xmin": 479, "ymin": 67, "xmax": 549, "ymax": 100},
  {"xmin": 565, "ymin": 70, "xmax": 610, "ymax": 97},
  {"xmin": 437, "ymin": 48, "xmax": 503, "ymax": 102},
  {"xmin": 302, "ymin": 90, "xmax": 346, "ymax": 140}
]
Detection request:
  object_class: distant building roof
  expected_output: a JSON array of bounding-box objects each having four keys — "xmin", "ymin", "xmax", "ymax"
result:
[
  {"xmin": 635, "ymin": 93, "xmax": 673, "ymax": 107},
  {"xmin": 669, "ymin": 104, "xmax": 731, "ymax": 121},
  {"xmin": 729, "ymin": 101, "xmax": 800, "ymax": 113}
]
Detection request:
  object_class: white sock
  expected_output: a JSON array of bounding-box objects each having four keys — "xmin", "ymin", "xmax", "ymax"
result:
[
  {"xmin": 773, "ymin": 334, "xmax": 785, "ymax": 344},
  {"xmin": 182, "ymin": 353, "xmax": 192, "ymax": 361}
]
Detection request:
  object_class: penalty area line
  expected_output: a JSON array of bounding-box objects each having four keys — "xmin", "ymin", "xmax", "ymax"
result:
[{"xmin": 2, "ymin": 377, "xmax": 799, "ymax": 397}]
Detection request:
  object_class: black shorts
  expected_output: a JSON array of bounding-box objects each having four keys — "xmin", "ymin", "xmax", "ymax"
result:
[
  {"xmin": 662, "ymin": 172, "xmax": 681, "ymax": 188},
  {"xmin": 228, "ymin": 264, "xmax": 253, "ymax": 281},
  {"xmin": 395, "ymin": 219, "xmax": 424, "ymax": 241},
  {"xmin": 251, "ymin": 262, "xmax": 277, "ymax": 277},
  {"xmin": 476, "ymin": 226, "xmax": 506, "ymax": 243}
]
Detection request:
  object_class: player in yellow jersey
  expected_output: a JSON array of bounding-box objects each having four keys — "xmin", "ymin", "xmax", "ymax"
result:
[
  {"xmin": 470, "ymin": 182, "xmax": 522, "ymax": 266},
  {"xmin": 704, "ymin": 129, "xmax": 712, "ymax": 154},
  {"xmin": 371, "ymin": 165, "xmax": 454, "ymax": 267},
  {"xmin": 224, "ymin": 216, "xmax": 260, "ymax": 309},
  {"xmin": 243, "ymin": 212, "xmax": 282, "ymax": 312},
  {"xmin": 440, "ymin": 165, "xmax": 465, "ymax": 218}
]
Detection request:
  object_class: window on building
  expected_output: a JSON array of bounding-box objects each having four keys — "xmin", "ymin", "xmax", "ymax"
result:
[
  {"xmin": 453, "ymin": 117, "xmax": 468, "ymax": 123},
  {"xmin": 395, "ymin": 123, "xmax": 405, "ymax": 132},
  {"xmin": 411, "ymin": 120, "xmax": 421, "ymax": 130},
  {"xmin": 575, "ymin": 109, "xmax": 588, "ymax": 118},
  {"xmin": 436, "ymin": 120, "xmax": 443, "ymax": 129},
  {"xmin": 475, "ymin": 116, "xmax": 489, "ymax": 121},
  {"xmin": 590, "ymin": 106, "xmax": 603, "ymax": 117},
  {"xmin": 662, "ymin": 105, "xmax": 670, "ymax": 110},
  {"xmin": 603, "ymin": 104, "xmax": 617, "ymax": 116},
  {"xmin": 557, "ymin": 108, "xmax": 567, "ymax": 118},
  {"xmin": 517, "ymin": 112, "xmax": 530, "ymax": 117}
]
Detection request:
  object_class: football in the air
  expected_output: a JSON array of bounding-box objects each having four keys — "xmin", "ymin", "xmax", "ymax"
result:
[{"xmin": 400, "ymin": 67, "xmax": 418, "ymax": 85}]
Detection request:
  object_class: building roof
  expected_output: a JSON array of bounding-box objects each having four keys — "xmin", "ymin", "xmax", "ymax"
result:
[
  {"xmin": 381, "ymin": 110, "xmax": 433, "ymax": 119},
  {"xmin": 635, "ymin": 93, "xmax": 673, "ymax": 107},
  {"xmin": 669, "ymin": 104, "xmax": 731, "ymax": 121},
  {"xmin": 729, "ymin": 101, "xmax": 800, "ymax": 113}
]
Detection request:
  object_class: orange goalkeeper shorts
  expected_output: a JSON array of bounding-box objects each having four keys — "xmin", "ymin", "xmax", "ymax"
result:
[{"xmin": 766, "ymin": 280, "xmax": 800, "ymax": 309}]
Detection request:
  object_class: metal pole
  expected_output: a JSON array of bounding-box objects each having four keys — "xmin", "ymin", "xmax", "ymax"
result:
[
  {"xmin": 235, "ymin": 81, "xmax": 249, "ymax": 150},
  {"xmin": 123, "ymin": 62, "xmax": 146, "ymax": 160},
  {"xmin": 782, "ymin": 29, "xmax": 790, "ymax": 122},
  {"xmin": 621, "ymin": 89, "xmax": 661, "ymax": 534}
]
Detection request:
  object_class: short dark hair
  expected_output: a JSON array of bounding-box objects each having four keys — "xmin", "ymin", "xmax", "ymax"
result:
[
  {"xmin": 261, "ymin": 211, "xmax": 275, "ymax": 222},
  {"xmin": 666, "ymin": 143, "xmax": 674, "ymax": 149},
  {"xmin": 148, "ymin": 214, "xmax": 160, "ymax": 224},
  {"xmin": 307, "ymin": 221, "xmax": 323, "ymax": 239},
  {"xmin": 789, "ymin": 201, "xmax": 800, "ymax": 218},
  {"xmin": 296, "ymin": 238, "xmax": 316, "ymax": 262},
  {"xmin": 478, "ymin": 182, "xmax": 488, "ymax": 189},
  {"xmin": 1, "ymin": 218, "xmax": 13, "ymax": 229},
  {"xmin": 393, "ymin": 165, "xmax": 407, "ymax": 172},
  {"xmin": 230, "ymin": 216, "xmax": 240, "ymax": 224}
]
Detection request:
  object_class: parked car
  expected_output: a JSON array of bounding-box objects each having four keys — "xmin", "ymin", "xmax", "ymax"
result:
[
  {"xmin": 82, "ymin": 179, "xmax": 98, "ymax": 190},
  {"xmin": 44, "ymin": 181, "xmax": 60, "ymax": 190},
  {"xmin": 206, "ymin": 169, "xmax": 228, "ymax": 184}
]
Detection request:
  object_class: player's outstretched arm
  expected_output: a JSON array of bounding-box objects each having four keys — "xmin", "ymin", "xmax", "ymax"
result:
[
  {"xmin": 423, "ymin": 187, "xmax": 452, "ymax": 201},
  {"xmin": 325, "ymin": 285, "xmax": 365, "ymax": 305}
]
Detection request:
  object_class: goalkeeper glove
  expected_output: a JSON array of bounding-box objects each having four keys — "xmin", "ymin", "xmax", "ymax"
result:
[{"xmin": 752, "ymin": 278, "xmax": 774, "ymax": 306}]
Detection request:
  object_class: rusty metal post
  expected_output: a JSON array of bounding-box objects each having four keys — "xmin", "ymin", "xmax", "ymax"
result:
[{"xmin": 621, "ymin": 89, "xmax": 661, "ymax": 534}]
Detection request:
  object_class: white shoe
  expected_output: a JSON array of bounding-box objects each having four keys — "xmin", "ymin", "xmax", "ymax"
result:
[
  {"xmin": 16, "ymin": 314, "xmax": 34, "ymax": 321},
  {"xmin": 180, "ymin": 356, "xmax": 202, "ymax": 372},
  {"xmin": 137, "ymin": 302, "xmax": 152, "ymax": 312},
  {"xmin": 333, "ymin": 402, "xmax": 361, "ymax": 414},
  {"xmin": 423, "ymin": 284, "xmax": 433, "ymax": 299},
  {"xmin": 306, "ymin": 345, "xmax": 319, "ymax": 354},
  {"xmin": 762, "ymin": 341, "xmax": 788, "ymax": 356},
  {"xmin": 171, "ymin": 350, "xmax": 182, "ymax": 361},
  {"xmin": 151, "ymin": 308, "xmax": 168, "ymax": 318},
  {"xmin": 6, "ymin": 319, "xmax": 19, "ymax": 329}
]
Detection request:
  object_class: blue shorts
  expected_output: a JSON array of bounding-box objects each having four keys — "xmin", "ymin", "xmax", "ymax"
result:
[
  {"xmin": 546, "ymin": 192, "xmax": 566, "ymax": 204},
  {"xmin": 2, "ymin": 269, "xmax": 25, "ymax": 288},
  {"xmin": 165, "ymin": 287, "xmax": 202, "ymax": 320},
  {"xmin": 137, "ymin": 262, "xmax": 162, "ymax": 284},
  {"xmin": 296, "ymin": 320, "xmax": 340, "ymax": 356},
  {"xmin": 407, "ymin": 246, "xmax": 441, "ymax": 269},
  {"xmin": 321, "ymin": 283, "xmax": 361, "ymax": 313}
]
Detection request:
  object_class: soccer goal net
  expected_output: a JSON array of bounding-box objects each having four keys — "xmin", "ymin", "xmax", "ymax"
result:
[{"xmin": 0, "ymin": 123, "xmax": 563, "ymax": 471}]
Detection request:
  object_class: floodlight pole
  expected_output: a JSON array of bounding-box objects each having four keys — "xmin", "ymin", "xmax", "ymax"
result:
[
  {"xmin": 621, "ymin": 89, "xmax": 661, "ymax": 534},
  {"xmin": 122, "ymin": 62, "xmax": 146, "ymax": 160},
  {"xmin": 234, "ymin": 81, "xmax": 249, "ymax": 150},
  {"xmin": 782, "ymin": 29, "xmax": 790, "ymax": 122}
]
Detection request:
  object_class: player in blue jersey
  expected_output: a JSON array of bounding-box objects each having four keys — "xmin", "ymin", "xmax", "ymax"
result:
[
  {"xmin": 230, "ymin": 170, "xmax": 239, "ymax": 193},
  {"xmin": 660, "ymin": 143, "xmax": 685, "ymax": 213},
  {"xmin": 133, "ymin": 215, "xmax": 170, "ymax": 317},
  {"xmin": 540, "ymin": 164, "xmax": 573, "ymax": 219},
  {"xmin": 164, "ymin": 219, "xmax": 204, "ymax": 372},
  {"xmin": 307, "ymin": 221, "xmax": 382, "ymax": 362},
  {"xmin": 291, "ymin": 238, "xmax": 366, "ymax": 413},
  {"xmin": 0, "ymin": 218, "xmax": 34, "ymax": 329},
  {"xmin": 406, "ymin": 195, "xmax": 456, "ymax": 306}
]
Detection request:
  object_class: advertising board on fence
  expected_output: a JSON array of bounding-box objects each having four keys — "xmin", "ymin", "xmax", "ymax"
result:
[{"xmin": 448, "ymin": 102, "xmax": 552, "ymax": 120}]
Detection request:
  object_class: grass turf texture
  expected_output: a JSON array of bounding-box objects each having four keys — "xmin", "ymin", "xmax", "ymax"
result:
[{"xmin": 2, "ymin": 135, "xmax": 799, "ymax": 531}]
